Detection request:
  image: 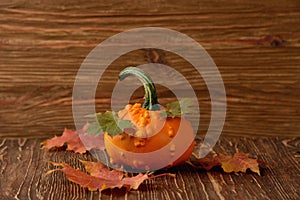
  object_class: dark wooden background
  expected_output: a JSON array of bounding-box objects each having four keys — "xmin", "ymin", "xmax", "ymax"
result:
[
  {"xmin": 0, "ymin": 0, "xmax": 299, "ymax": 138},
  {"xmin": 0, "ymin": 0, "xmax": 300, "ymax": 199}
]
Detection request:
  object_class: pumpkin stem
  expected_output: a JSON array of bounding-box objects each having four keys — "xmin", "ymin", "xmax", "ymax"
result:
[{"xmin": 119, "ymin": 67, "xmax": 160, "ymax": 110}]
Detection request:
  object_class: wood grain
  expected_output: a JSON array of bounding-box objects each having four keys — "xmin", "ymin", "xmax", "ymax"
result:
[
  {"xmin": 0, "ymin": 0, "xmax": 300, "ymax": 138},
  {"xmin": 0, "ymin": 136, "xmax": 299, "ymax": 200}
]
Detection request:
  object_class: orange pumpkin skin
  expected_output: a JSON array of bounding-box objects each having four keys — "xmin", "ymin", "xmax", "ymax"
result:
[
  {"xmin": 104, "ymin": 112, "xmax": 195, "ymax": 171},
  {"xmin": 106, "ymin": 67, "xmax": 196, "ymax": 171}
]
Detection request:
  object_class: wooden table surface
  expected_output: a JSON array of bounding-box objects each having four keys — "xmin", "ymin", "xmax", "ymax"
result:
[
  {"xmin": 0, "ymin": 0, "xmax": 299, "ymax": 199},
  {"xmin": 0, "ymin": 136, "xmax": 299, "ymax": 200}
]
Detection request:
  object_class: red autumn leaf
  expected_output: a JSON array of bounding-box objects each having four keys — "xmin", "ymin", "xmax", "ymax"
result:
[
  {"xmin": 78, "ymin": 126, "xmax": 105, "ymax": 151},
  {"xmin": 41, "ymin": 124, "xmax": 104, "ymax": 153},
  {"xmin": 189, "ymin": 152, "xmax": 261, "ymax": 175},
  {"xmin": 47, "ymin": 161, "xmax": 173, "ymax": 191},
  {"xmin": 80, "ymin": 160, "xmax": 123, "ymax": 180},
  {"xmin": 41, "ymin": 128, "xmax": 86, "ymax": 153}
]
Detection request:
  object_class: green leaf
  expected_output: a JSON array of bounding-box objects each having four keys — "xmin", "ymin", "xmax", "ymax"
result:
[
  {"xmin": 86, "ymin": 122, "xmax": 103, "ymax": 135},
  {"xmin": 118, "ymin": 118, "xmax": 133, "ymax": 130},
  {"xmin": 162, "ymin": 98, "xmax": 195, "ymax": 118},
  {"xmin": 86, "ymin": 111, "xmax": 133, "ymax": 137},
  {"xmin": 159, "ymin": 110, "xmax": 168, "ymax": 118}
]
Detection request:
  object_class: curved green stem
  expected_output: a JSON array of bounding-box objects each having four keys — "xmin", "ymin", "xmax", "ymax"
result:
[{"xmin": 119, "ymin": 67, "xmax": 160, "ymax": 110}]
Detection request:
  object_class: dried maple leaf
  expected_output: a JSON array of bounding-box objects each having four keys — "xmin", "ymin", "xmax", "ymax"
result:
[
  {"xmin": 47, "ymin": 161, "xmax": 173, "ymax": 191},
  {"xmin": 188, "ymin": 152, "xmax": 261, "ymax": 175},
  {"xmin": 221, "ymin": 152, "xmax": 260, "ymax": 175},
  {"xmin": 187, "ymin": 154, "xmax": 231, "ymax": 171},
  {"xmin": 80, "ymin": 160, "xmax": 123, "ymax": 180},
  {"xmin": 41, "ymin": 124, "xmax": 104, "ymax": 153}
]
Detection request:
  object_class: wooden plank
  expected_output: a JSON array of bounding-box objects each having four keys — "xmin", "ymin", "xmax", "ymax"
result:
[
  {"xmin": 0, "ymin": 136, "xmax": 299, "ymax": 199},
  {"xmin": 0, "ymin": 0, "xmax": 300, "ymax": 138}
]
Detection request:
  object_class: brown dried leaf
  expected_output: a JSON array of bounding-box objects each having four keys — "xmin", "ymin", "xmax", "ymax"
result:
[
  {"xmin": 187, "ymin": 154, "xmax": 231, "ymax": 171},
  {"xmin": 221, "ymin": 152, "xmax": 260, "ymax": 175},
  {"xmin": 190, "ymin": 152, "xmax": 261, "ymax": 175},
  {"xmin": 48, "ymin": 161, "xmax": 171, "ymax": 191},
  {"xmin": 41, "ymin": 124, "xmax": 104, "ymax": 153}
]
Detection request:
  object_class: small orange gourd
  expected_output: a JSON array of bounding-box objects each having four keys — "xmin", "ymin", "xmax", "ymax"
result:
[{"xmin": 104, "ymin": 67, "xmax": 195, "ymax": 171}]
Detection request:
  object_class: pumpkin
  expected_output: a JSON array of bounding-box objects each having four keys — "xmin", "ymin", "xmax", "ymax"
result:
[{"xmin": 104, "ymin": 67, "xmax": 195, "ymax": 171}]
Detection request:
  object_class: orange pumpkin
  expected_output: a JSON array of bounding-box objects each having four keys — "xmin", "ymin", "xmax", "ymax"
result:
[{"xmin": 104, "ymin": 67, "xmax": 195, "ymax": 171}]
